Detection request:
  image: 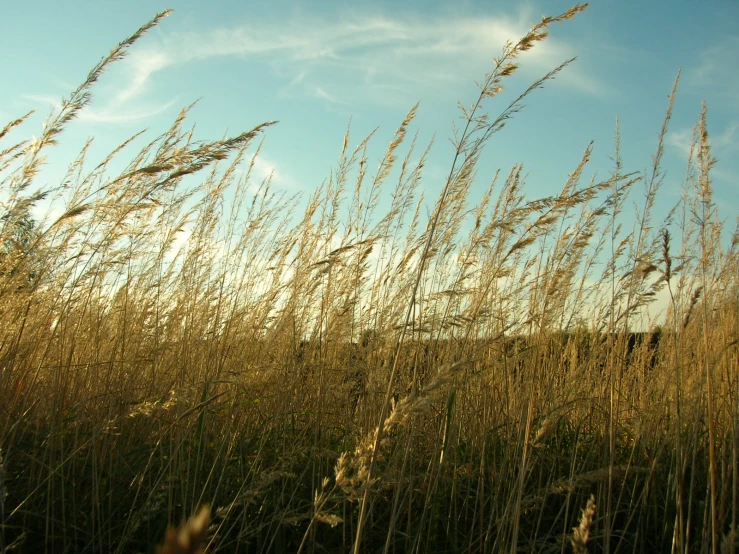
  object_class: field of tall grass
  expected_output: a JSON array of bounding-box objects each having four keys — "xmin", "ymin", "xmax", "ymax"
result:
[{"xmin": 1, "ymin": 5, "xmax": 737, "ymax": 553}]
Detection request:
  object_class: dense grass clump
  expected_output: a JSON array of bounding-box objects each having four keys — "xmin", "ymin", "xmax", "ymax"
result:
[{"xmin": 1, "ymin": 5, "xmax": 738, "ymax": 553}]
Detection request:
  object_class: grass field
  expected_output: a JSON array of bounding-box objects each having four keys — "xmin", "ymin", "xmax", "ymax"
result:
[{"xmin": 1, "ymin": 5, "xmax": 738, "ymax": 553}]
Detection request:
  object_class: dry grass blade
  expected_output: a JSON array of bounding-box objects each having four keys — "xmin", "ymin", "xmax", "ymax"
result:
[
  {"xmin": 0, "ymin": 111, "xmax": 34, "ymax": 142},
  {"xmin": 154, "ymin": 505, "xmax": 211, "ymax": 554},
  {"xmin": 571, "ymin": 495, "xmax": 597, "ymax": 554},
  {"xmin": 1, "ymin": 4, "xmax": 736, "ymax": 554}
]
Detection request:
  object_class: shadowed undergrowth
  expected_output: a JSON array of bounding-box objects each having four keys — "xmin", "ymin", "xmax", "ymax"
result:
[{"xmin": 1, "ymin": 6, "xmax": 738, "ymax": 554}]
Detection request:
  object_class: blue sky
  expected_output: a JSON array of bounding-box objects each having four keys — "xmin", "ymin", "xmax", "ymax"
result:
[{"xmin": 2, "ymin": 0, "xmax": 737, "ymax": 232}]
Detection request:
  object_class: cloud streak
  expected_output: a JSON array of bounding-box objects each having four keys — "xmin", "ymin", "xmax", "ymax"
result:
[
  {"xmin": 248, "ymin": 155, "xmax": 299, "ymax": 191},
  {"xmin": 666, "ymin": 120, "xmax": 738, "ymax": 185},
  {"xmin": 113, "ymin": 9, "xmax": 603, "ymax": 110},
  {"xmin": 685, "ymin": 35, "xmax": 739, "ymax": 116},
  {"xmin": 23, "ymin": 93, "xmax": 176, "ymax": 125},
  {"xmin": 113, "ymin": 50, "xmax": 171, "ymax": 106}
]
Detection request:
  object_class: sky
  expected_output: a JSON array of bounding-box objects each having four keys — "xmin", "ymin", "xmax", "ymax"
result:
[{"xmin": 1, "ymin": 0, "xmax": 737, "ymax": 241}]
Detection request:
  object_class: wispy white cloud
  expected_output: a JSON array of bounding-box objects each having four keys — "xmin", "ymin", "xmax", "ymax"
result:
[
  {"xmin": 21, "ymin": 94, "xmax": 60, "ymax": 111},
  {"xmin": 666, "ymin": 128, "xmax": 693, "ymax": 159},
  {"xmin": 249, "ymin": 155, "xmax": 299, "ymax": 191},
  {"xmin": 23, "ymin": 47, "xmax": 173, "ymax": 126},
  {"xmin": 23, "ymin": 88, "xmax": 176, "ymax": 125},
  {"xmin": 686, "ymin": 35, "xmax": 739, "ymax": 110},
  {"xmin": 667, "ymin": 119, "xmax": 737, "ymax": 158},
  {"xmin": 110, "ymin": 9, "xmax": 602, "ymax": 110},
  {"xmin": 714, "ymin": 121, "xmax": 738, "ymax": 152},
  {"xmin": 711, "ymin": 166, "xmax": 739, "ymax": 185},
  {"xmin": 310, "ymin": 86, "xmax": 347, "ymax": 105},
  {"xmin": 113, "ymin": 50, "xmax": 171, "ymax": 105},
  {"xmin": 75, "ymin": 101, "xmax": 177, "ymax": 124},
  {"xmin": 21, "ymin": 8, "xmax": 602, "ymax": 127},
  {"xmin": 667, "ymin": 121, "xmax": 738, "ymax": 185}
]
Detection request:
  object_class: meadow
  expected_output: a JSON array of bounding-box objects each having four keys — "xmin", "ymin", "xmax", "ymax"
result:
[{"xmin": 1, "ymin": 5, "xmax": 737, "ymax": 553}]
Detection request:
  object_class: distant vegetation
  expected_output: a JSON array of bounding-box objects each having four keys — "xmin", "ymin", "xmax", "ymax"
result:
[{"xmin": 1, "ymin": 5, "xmax": 737, "ymax": 553}]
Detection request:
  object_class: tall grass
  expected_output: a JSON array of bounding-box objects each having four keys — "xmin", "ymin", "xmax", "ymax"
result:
[{"xmin": 1, "ymin": 5, "xmax": 738, "ymax": 553}]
